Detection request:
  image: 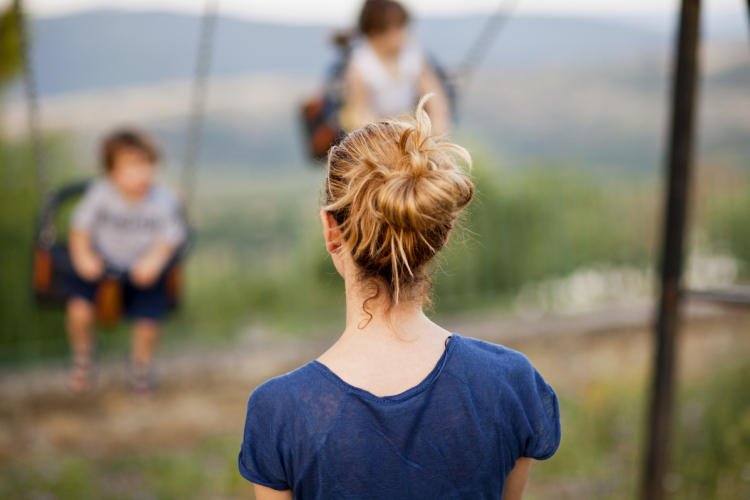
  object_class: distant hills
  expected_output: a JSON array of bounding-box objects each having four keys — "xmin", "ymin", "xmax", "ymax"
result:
[
  {"xmin": 25, "ymin": 10, "xmax": 678, "ymax": 96},
  {"xmin": 3, "ymin": 10, "xmax": 748, "ymax": 172}
]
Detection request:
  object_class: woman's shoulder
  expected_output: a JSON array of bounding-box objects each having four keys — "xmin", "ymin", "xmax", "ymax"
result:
[
  {"xmin": 249, "ymin": 363, "xmax": 315, "ymax": 399},
  {"xmin": 246, "ymin": 362, "xmax": 347, "ymax": 419},
  {"xmin": 451, "ymin": 334, "xmax": 536, "ymax": 381},
  {"xmin": 450, "ymin": 335, "xmax": 561, "ymax": 460},
  {"xmin": 241, "ymin": 363, "xmax": 346, "ymax": 489}
]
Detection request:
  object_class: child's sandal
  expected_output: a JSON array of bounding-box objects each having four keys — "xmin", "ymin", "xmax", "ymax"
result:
[
  {"xmin": 129, "ymin": 362, "xmax": 158, "ymax": 398},
  {"xmin": 69, "ymin": 353, "xmax": 95, "ymax": 393}
]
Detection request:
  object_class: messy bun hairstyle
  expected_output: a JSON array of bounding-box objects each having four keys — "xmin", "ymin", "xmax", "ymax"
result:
[{"xmin": 323, "ymin": 95, "xmax": 474, "ymax": 323}]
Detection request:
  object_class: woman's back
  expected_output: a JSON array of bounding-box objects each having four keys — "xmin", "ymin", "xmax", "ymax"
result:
[
  {"xmin": 239, "ymin": 334, "xmax": 560, "ymax": 499},
  {"xmin": 240, "ymin": 96, "xmax": 560, "ymax": 499}
]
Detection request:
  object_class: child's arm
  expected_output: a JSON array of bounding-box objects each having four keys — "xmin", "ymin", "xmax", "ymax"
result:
[
  {"xmin": 130, "ymin": 195, "xmax": 186, "ymax": 288},
  {"xmin": 69, "ymin": 230, "xmax": 105, "ymax": 282},
  {"xmin": 69, "ymin": 181, "xmax": 106, "ymax": 282},
  {"xmin": 130, "ymin": 241, "xmax": 176, "ymax": 289},
  {"xmin": 341, "ymin": 65, "xmax": 377, "ymax": 131}
]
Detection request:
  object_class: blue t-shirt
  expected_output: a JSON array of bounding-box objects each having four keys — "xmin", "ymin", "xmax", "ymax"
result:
[{"xmin": 239, "ymin": 334, "xmax": 561, "ymax": 499}]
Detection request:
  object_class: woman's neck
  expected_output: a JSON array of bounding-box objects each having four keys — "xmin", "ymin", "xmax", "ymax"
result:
[
  {"xmin": 317, "ymin": 279, "xmax": 451, "ymax": 397},
  {"xmin": 343, "ymin": 280, "xmax": 428, "ymax": 340}
]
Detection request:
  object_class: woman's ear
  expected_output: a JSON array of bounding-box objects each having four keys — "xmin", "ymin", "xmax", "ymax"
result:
[{"xmin": 320, "ymin": 210, "xmax": 342, "ymax": 254}]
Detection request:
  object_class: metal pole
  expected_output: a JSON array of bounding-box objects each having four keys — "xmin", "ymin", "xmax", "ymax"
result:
[{"xmin": 641, "ymin": 1, "xmax": 701, "ymax": 499}]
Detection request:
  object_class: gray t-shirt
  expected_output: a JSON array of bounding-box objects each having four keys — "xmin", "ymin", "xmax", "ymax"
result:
[{"xmin": 71, "ymin": 178, "xmax": 187, "ymax": 270}]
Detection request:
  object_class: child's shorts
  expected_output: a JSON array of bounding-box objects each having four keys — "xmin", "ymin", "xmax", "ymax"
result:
[{"xmin": 65, "ymin": 270, "xmax": 170, "ymax": 321}]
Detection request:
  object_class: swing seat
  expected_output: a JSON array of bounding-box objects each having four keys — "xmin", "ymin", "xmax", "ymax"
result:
[
  {"xmin": 33, "ymin": 243, "xmax": 77, "ymax": 305},
  {"xmin": 31, "ymin": 180, "xmax": 189, "ymax": 327},
  {"xmin": 301, "ymin": 94, "xmax": 344, "ymax": 161},
  {"xmin": 33, "ymin": 242, "xmax": 185, "ymax": 325}
]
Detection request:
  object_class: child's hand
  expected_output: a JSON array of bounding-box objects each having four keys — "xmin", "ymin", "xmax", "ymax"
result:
[
  {"xmin": 130, "ymin": 254, "xmax": 163, "ymax": 289},
  {"xmin": 130, "ymin": 242, "xmax": 175, "ymax": 289},
  {"xmin": 70, "ymin": 230, "xmax": 105, "ymax": 282},
  {"xmin": 76, "ymin": 251, "xmax": 105, "ymax": 282}
]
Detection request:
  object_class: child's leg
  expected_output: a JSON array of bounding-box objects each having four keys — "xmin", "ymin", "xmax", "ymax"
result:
[
  {"xmin": 130, "ymin": 319, "xmax": 161, "ymax": 395},
  {"xmin": 66, "ymin": 297, "xmax": 96, "ymax": 391},
  {"xmin": 131, "ymin": 319, "xmax": 160, "ymax": 368},
  {"xmin": 126, "ymin": 270, "xmax": 169, "ymax": 394}
]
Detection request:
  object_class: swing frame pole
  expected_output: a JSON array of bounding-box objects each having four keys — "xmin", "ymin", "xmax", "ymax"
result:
[{"xmin": 641, "ymin": 1, "xmax": 701, "ymax": 499}]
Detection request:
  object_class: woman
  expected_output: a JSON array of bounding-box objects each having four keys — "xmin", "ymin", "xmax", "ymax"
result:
[
  {"xmin": 239, "ymin": 96, "xmax": 561, "ymax": 499},
  {"xmin": 339, "ymin": 0, "xmax": 452, "ymax": 135}
]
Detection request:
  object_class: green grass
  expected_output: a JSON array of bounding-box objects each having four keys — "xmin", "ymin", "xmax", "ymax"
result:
[
  {"xmin": 0, "ymin": 438, "xmax": 256, "ymax": 500},
  {"xmin": 523, "ymin": 359, "xmax": 750, "ymax": 500}
]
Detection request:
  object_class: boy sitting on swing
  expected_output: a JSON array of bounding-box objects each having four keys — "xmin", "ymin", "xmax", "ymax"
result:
[{"xmin": 65, "ymin": 129, "xmax": 186, "ymax": 394}]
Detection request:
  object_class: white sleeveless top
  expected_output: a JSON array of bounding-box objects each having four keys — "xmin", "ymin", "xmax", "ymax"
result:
[{"xmin": 349, "ymin": 37, "xmax": 425, "ymax": 118}]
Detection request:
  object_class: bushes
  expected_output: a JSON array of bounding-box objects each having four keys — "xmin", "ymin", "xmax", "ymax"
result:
[
  {"xmin": 0, "ymin": 136, "xmax": 76, "ymax": 365},
  {"xmin": 527, "ymin": 360, "xmax": 750, "ymax": 500},
  {"xmin": 434, "ymin": 164, "xmax": 657, "ymax": 311}
]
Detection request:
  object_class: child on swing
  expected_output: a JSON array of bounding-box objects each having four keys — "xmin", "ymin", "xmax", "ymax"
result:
[
  {"xmin": 239, "ymin": 96, "xmax": 560, "ymax": 499},
  {"xmin": 65, "ymin": 129, "xmax": 186, "ymax": 394},
  {"xmin": 339, "ymin": 0, "xmax": 452, "ymax": 135}
]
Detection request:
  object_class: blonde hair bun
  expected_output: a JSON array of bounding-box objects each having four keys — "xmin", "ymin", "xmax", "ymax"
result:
[{"xmin": 324, "ymin": 94, "xmax": 474, "ymax": 311}]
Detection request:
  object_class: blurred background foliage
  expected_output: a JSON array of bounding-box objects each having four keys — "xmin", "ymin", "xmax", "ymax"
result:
[
  {"xmin": 0, "ymin": 1, "xmax": 22, "ymax": 92},
  {"xmin": 2, "ymin": 133, "xmax": 749, "ymax": 364}
]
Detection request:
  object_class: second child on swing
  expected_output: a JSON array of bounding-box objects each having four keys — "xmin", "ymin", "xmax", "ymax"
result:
[{"xmin": 338, "ymin": 0, "xmax": 452, "ymax": 135}]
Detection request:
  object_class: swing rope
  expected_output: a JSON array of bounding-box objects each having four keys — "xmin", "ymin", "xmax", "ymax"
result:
[
  {"xmin": 455, "ymin": 0, "xmax": 520, "ymax": 102},
  {"xmin": 16, "ymin": 0, "xmax": 219, "ymax": 244},
  {"xmin": 13, "ymin": 0, "xmax": 51, "ymax": 212},
  {"xmin": 182, "ymin": 0, "xmax": 220, "ymax": 220}
]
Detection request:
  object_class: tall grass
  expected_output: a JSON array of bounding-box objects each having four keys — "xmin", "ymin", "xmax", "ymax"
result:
[{"xmin": 0, "ymin": 136, "xmax": 81, "ymax": 364}]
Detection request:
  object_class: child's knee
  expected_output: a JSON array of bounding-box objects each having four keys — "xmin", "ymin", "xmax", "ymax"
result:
[
  {"xmin": 67, "ymin": 297, "xmax": 94, "ymax": 322},
  {"xmin": 133, "ymin": 319, "xmax": 161, "ymax": 335}
]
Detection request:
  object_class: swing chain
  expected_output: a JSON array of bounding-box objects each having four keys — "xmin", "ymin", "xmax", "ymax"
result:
[
  {"xmin": 13, "ymin": 0, "xmax": 51, "ymax": 206},
  {"xmin": 455, "ymin": 0, "xmax": 520, "ymax": 96},
  {"xmin": 182, "ymin": 0, "xmax": 220, "ymax": 220}
]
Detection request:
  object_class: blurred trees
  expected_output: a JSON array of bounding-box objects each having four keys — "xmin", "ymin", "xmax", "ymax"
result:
[
  {"xmin": 0, "ymin": 0, "xmax": 22, "ymax": 96},
  {"xmin": 0, "ymin": 0, "xmax": 71, "ymax": 365}
]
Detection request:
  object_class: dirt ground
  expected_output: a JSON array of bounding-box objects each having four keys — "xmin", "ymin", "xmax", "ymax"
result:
[{"xmin": 1, "ymin": 300, "xmax": 749, "ymax": 462}]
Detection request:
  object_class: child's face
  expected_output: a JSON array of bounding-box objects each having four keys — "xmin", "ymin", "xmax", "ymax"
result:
[
  {"xmin": 368, "ymin": 25, "xmax": 407, "ymax": 56},
  {"xmin": 109, "ymin": 148, "xmax": 156, "ymax": 200}
]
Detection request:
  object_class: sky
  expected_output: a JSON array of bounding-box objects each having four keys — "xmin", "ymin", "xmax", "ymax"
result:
[{"xmin": 3, "ymin": 0, "xmax": 744, "ymax": 25}]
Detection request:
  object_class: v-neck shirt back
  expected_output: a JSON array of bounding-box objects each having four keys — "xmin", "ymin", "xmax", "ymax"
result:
[{"xmin": 239, "ymin": 333, "xmax": 560, "ymax": 499}]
